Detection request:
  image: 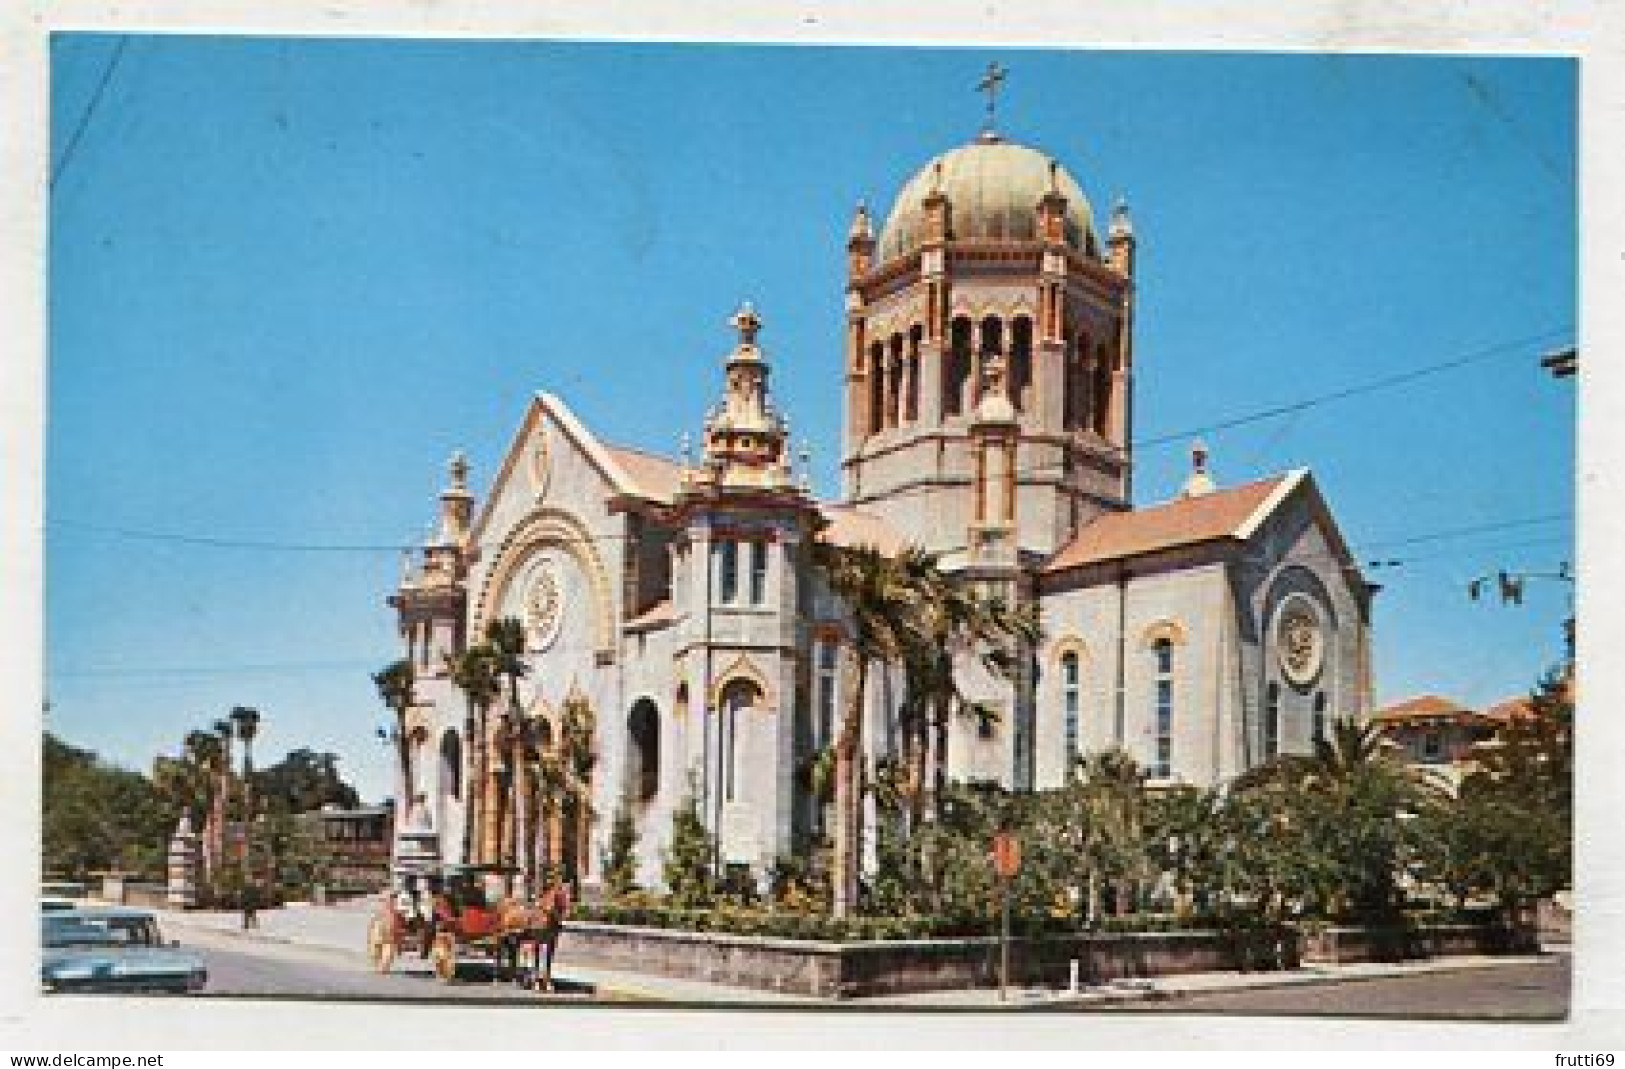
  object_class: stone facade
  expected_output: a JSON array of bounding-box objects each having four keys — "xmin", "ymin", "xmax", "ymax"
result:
[{"xmin": 383, "ymin": 122, "xmax": 1374, "ymax": 894}]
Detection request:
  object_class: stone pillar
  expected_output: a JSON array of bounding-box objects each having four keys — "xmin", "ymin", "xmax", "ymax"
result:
[{"xmin": 167, "ymin": 814, "xmax": 201, "ymax": 909}]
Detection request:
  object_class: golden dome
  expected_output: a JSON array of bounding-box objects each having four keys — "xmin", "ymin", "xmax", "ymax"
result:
[{"xmin": 876, "ymin": 138, "xmax": 1096, "ymax": 263}]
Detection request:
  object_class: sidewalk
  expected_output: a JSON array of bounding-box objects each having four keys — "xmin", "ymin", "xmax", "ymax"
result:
[{"xmin": 159, "ymin": 898, "xmax": 1563, "ymax": 1008}]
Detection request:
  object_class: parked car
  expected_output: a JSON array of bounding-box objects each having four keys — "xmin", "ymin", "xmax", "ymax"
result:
[
  {"xmin": 41, "ymin": 907, "xmax": 207, "ymax": 995},
  {"xmin": 40, "ymin": 897, "xmax": 78, "ymax": 912}
]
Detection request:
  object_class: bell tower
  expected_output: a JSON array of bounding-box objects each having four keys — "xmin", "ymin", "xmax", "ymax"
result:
[{"xmin": 840, "ymin": 103, "xmax": 1136, "ymax": 567}]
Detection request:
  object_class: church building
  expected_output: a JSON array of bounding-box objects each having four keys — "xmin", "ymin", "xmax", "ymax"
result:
[{"xmin": 384, "ymin": 93, "xmax": 1375, "ymax": 892}]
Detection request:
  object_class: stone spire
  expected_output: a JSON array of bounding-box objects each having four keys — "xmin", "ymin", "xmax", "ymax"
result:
[
  {"xmin": 847, "ymin": 200, "xmax": 875, "ymax": 280},
  {"xmin": 1108, "ymin": 195, "xmax": 1136, "ymax": 275},
  {"xmin": 687, "ymin": 303, "xmax": 797, "ymax": 495},
  {"xmin": 1179, "ymin": 439, "xmax": 1216, "ymax": 498},
  {"xmin": 436, "ymin": 450, "xmax": 474, "ymax": 546}
]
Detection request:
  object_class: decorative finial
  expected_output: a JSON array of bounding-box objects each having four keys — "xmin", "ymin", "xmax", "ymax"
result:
[
  {"xmin": 1109, "ymin": 195, "xmax": 1134, "ymax": 239},
  {"xmin": 848, "ymin": 199, "xmax": 873, "ymax": 242},
  {"xmin": 680, "ymin": 431, "xmax": 692, "ymax": 466},
  {"xmin": 1180, "ymin": 439, "xmax": 1216, "ymax": 498},
  {"xmin": 798, "ymin": 439, "xmax": 812, "ymax": 491},
  {"xmin": 976, "ymin": 61, "xmax": 1007, "ymax": 141},
  {"xmin": 448, "ymin": 449, "xmax": 469, "ymax": 490},
  {"xmin": 732, "ymin": 302, "xmax": 762, "ymax": 347},
  {"xmin": 930, "ymin": 159, "xmax": 945, "ymax": 195}
]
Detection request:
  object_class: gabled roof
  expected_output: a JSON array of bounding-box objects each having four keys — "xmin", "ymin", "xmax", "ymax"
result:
[
  {"xmin": 1043, "ymin": 472, "xmax": 1299, "ymax": 574},
  {"xmin": 467, "ymin": 393, "xmax": 680, "ymax": 548},
  {"xmin": 1371, "ymin": 694, "xmax": 1485, "ymax": 727},
  {"xmin": 817, "ymin": 503, "xmax": 909, "ymax": 556}
]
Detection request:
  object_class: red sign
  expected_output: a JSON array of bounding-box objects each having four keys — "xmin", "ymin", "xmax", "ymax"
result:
[{"xmin": 991, "ymin": 831, "xmax": 1020, "ymax": 878}]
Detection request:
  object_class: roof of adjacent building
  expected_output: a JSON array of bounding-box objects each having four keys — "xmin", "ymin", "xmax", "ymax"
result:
[
  {"xmin": 624, "ymin": 599, "xmax": 677, "ymax": 632},
  {"xmin": 1371, "ymin": 694, "xmax": 1485, "ymax": 726},
  {"xmin": 1481, "ymin": 695, "xmax": 1537, "ymax": 724},
  {"xmin": 1043, "ymin": 472, "xmax": 1296, "ymax": 574}
]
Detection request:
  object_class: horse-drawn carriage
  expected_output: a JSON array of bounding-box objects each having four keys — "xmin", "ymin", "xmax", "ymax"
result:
[{"xmin": 365, "ymin": 863, "xmax": 570, "ymax": 990}]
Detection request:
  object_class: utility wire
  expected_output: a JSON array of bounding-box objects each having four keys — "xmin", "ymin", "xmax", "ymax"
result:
[
  {"xmin": 1131, "ymin": 326, "xmax": 1572, "ymax": 449},
  {"xmin": 51, "ymin": 35, "xmax": 129, "ymax": 191}
]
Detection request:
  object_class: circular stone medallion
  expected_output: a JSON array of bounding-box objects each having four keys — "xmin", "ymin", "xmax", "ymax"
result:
[
  {"xmin": 1275, "ymin": 598, "xmax": 1325, "ymax": 687},
  {"xmin": 524, "ymin": 556, "xmax": 565, "ymax": 652}
]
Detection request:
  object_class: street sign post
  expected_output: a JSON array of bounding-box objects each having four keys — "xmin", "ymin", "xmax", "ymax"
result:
[{"xmin": 991, "ymin": 831, "xmax": 1020, "ymax": 1000}]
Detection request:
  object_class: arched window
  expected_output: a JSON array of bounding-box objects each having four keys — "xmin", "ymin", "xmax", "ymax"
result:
[
  {"xmin": 868, "ymin": 341, "xmax": 885, "ymax": 434},
  {"xmin": 748, "ymin": 540, "xmax": 768, "ymax": 605},
  {"xmin": 815, "ymin": 639, "xmax": 838, "ymax": 749},
  {"xmin": 906, "ymin": 326, "xmax": 923, "ymax": 423},
  {"xmin": 439, "ymin": 729, "xmax": 462, "ymax": 801},
  {"xmin": 887, "ymin": 334, "xmax": 905, "ymax": 428},
  {"xmin": 1152, "ymin": 638, "xmax": 1173, "ymax": 779},
  {"xmin": 945, "ymin": 316, "xmax": 973, "ymax": 417},
  {"xmin": 715, "ymin": 539, "xmax": 739, "ymax": 604},
  {"xmin": 1311, "ymin": 691, "xmax": 1327, "ymax": 744},
  {"xmin": 718, "ymin": 679, "xmax": 762, "ymax": 803},
  {"xmin": 1061, "ymin": 651, "xmax": 1081, "ymax": 774},
  {"xmin": 1265, "ymin": 683, "xmax": 1281, "ymax": 759},
  {"xmin": 627, "ymin": 698, "xmax": 660, "ymax": 803}
]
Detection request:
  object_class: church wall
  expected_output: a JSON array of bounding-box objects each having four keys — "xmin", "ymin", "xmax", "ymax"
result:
[
  {"xmin": 1037, "ymin": 559, "xmax": 1235, "ymax": 789},
  {"xmin": 1237, "ymin": 494, "xmax": 1370, "ymax": 764}
]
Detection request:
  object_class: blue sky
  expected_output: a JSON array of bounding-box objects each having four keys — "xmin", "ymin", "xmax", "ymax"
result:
[{"xmin": 45, "ymin": 37, "xmax": 1575, "ymax": 805}]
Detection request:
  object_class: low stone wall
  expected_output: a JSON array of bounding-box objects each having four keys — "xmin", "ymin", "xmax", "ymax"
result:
[
  {"xmin": 560, "ymin": 920, "xmax": 1531, "ymax": 999},
  {"xmin": 1301, "ymin": 923, "xmax": 1536, "ymax": 964},
  {"xmin": 559, "ymin": 924, "xmax": 1294, "ymax": 999}
]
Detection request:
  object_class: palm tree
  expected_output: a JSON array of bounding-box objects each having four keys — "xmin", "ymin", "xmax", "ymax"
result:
[
  {"xmin": 172, "ymin": 729, "xmax": 223, "ymax": 883},
  {"xmin": 896, "ymin": 548, "xmax": 1042, "ymax": 829},
  {"xmin": 229, "ymin": 706, "xmax": 261, "ymax": 863},
  {"xmin": 447, "ymin": 644, "xmax": 500, "ymax": 864},
  {"xmin": 372, "ymin": 659, "xmax": 417, "ymax": 827},
  {"xmin": 485, "ymin": 616, "xmax": 531, "ymax": 890},
  {"xmin": 209, "ymin": 719, "xmax": 234, "ymax": 880},
  {"xmin": 811, "ymin": 542, "xmax": 917, "ymax": 917}
]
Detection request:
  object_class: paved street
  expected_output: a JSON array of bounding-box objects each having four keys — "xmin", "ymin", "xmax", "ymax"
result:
[
  {"xmin": 182, "ymin": 927, "xmax": 596, "ymax": 1003},
  {"xmin": 1119, "ymin": 955, "xmax": 1569, "ymax": 1020}
]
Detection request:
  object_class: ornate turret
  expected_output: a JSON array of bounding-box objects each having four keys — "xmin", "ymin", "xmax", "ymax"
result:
[
  {"xmin": 388, "ymin": 450, "xmax": 474, "ymax": 677},
  {"xmin": 682, "ymin": 303, "xmax": 801, "ymax": 498},
  {"xmin": 841, "ymin": 65, "xmax": 1134, "ymax": 563}
]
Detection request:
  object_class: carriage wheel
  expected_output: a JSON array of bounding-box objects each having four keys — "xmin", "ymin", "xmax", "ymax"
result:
[
  {"xmin": 431, "ymin": 932, "xmax": 458, "ymax": 984},
  {"xmin": 366, "ymin": 916, "xmax": 395, "ymax": 974}
]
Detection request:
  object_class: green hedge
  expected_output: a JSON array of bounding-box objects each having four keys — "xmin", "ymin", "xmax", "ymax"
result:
[{"xmin": 569, "ymin": 903, "xmax": 1243, "ymax": 942}]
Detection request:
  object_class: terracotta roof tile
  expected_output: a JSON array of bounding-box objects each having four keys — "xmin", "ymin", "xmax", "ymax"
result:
[
  {"xmin": 817, "ymin": 503, "xmax": 909, "ymax": 555},
  {"xmin": 1371, "ymin": 694, "xmax": 1482, "ymax": 725},
  {"xmin": 1044, "ymin": 474, "xmax": 1289, "ymax": 573},
  {"xmin": 1481, "ymin": 695, "xmax": 1536, "ymax": 724},
  {"xmin": 603, "ymin": 444, "xmax": 683, "ymax": 504}
]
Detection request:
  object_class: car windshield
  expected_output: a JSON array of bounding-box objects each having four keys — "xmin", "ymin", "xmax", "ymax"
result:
[
  {"xmin": 42, "ymin": 917, "xmax": 118, "ymax": 949},
  {"xmin": 43, "ymin": 914, "xmax": 163, "ymax": 949}
]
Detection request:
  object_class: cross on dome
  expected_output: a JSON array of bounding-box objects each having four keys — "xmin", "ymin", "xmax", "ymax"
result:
[{"xmin": 976, "ymin": 61, "xmax": 1007, "ymax": 141}]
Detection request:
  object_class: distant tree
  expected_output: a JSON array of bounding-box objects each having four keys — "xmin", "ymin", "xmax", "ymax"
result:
[
  {"xmin": 252, "ymin": 748, "xmax": 360, "ymax": 816},
  {"xmin": 41, "ymin": 732, "xmax": 170, "ymax": 879}
]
